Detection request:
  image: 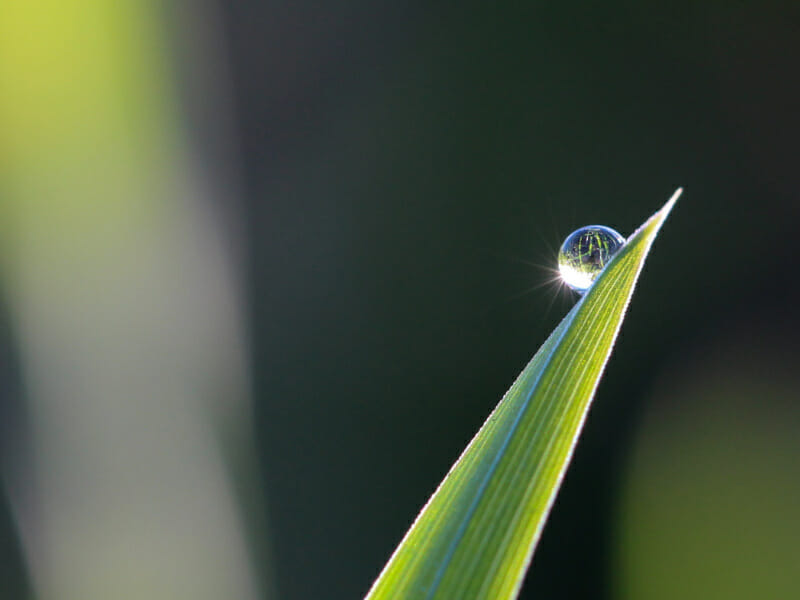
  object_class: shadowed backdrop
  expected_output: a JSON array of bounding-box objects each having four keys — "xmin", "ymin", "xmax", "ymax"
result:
[{"xmin": 2, "ymin": 1, "xmax": 798, "ymax": 599}]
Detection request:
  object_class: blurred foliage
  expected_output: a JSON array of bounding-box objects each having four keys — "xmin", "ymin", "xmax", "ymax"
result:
[
  {"xmin": 616, "ymin": 338, "xmax": 800, "ymax": 599},
  {"xmin": 0, "ymin": 1, "xmax": 174, "ymax": 246},
  {"xmin": 0, "ymin": 2, "xmax": 264, "ymax": 599}
]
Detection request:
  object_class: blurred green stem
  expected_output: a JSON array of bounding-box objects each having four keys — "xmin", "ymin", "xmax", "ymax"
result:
[{"xmin": 0, "ymin": 2, "xmax": 269, "ymax": 599}]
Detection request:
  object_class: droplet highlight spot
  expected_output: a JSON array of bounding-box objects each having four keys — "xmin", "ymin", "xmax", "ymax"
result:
[{"xmin": 558, "ymin": 225, "xmax": 626, "ymax": 293}]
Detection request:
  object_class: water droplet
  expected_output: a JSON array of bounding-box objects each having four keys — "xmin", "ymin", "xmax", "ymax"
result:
[{"xmin": 558, "ymin": 225, "xmax": 626, "ymax": 293}]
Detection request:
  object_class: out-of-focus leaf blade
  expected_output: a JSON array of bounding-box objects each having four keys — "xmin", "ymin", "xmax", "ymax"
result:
[{"xmin": 366, "ymin": 189, "xmax": 681, "ymax": 600}]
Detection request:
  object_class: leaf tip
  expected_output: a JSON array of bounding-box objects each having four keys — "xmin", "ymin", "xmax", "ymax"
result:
[
  {"xmin": 661, "ymin": 187, "xmax": 683, "ymax": 216},
  {"xmin": 634, "ymin": 187, "xmax": 682, "ymax": 239}
]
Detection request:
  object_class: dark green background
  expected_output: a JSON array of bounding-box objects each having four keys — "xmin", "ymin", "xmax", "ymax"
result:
[
  {"xmin": 4, "ymin": 1, "xmax": 800, "ymax": 599},
  {"xmin": 223, "ymin": 2, "xmax": 800, "ymax": 598}
]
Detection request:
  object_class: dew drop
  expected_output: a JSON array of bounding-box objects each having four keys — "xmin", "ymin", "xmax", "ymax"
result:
[{"xmin": 558, "ymin": 225, "xmax": 626, "ymax": 293}]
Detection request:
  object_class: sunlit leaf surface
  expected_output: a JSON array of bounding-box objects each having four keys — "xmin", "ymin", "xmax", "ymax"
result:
[{"xmin": 366, "ymin": 189, "xmax": 681, "ymax": 600}]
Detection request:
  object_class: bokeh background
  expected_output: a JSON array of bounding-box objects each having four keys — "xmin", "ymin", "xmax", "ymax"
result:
[{"xmin": 2, "ymin": 1, "xmax": 799, "ymax": 599}]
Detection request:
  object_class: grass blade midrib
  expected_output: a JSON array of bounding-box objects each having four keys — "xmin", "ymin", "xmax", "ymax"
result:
[
  {"xmin": 459, "ymin": 198, "xmax": 674, "ymax": 598},
  {"xmin": 443, "ymin": 257, "xmax": 624, "ymax": 598},
  {"xmin": 473, "ymin": 272, "xmax": 622, "ymax": 597},
  {"xmin": 375, "ymin": 314, "xmax": 576, "ymax": 595},
  {"xmin": 423, "ymin": 307, "xmax": 580, "ymax": 598}
]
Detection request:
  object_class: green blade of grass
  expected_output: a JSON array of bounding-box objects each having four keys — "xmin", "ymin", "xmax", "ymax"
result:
[{"xmin": 366, "ymin": 189, "xmax": 682, "ymax": 600}]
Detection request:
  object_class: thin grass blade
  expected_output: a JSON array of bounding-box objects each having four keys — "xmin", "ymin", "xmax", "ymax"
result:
[{"xmin": 366, "ymin": 189, "xmax": 682, "ymax": 600}]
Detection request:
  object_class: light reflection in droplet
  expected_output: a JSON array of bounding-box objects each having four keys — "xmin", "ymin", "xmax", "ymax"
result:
[{"xmin": 558, "ymin": 225, "xmax": 626, "ymax": 293}]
